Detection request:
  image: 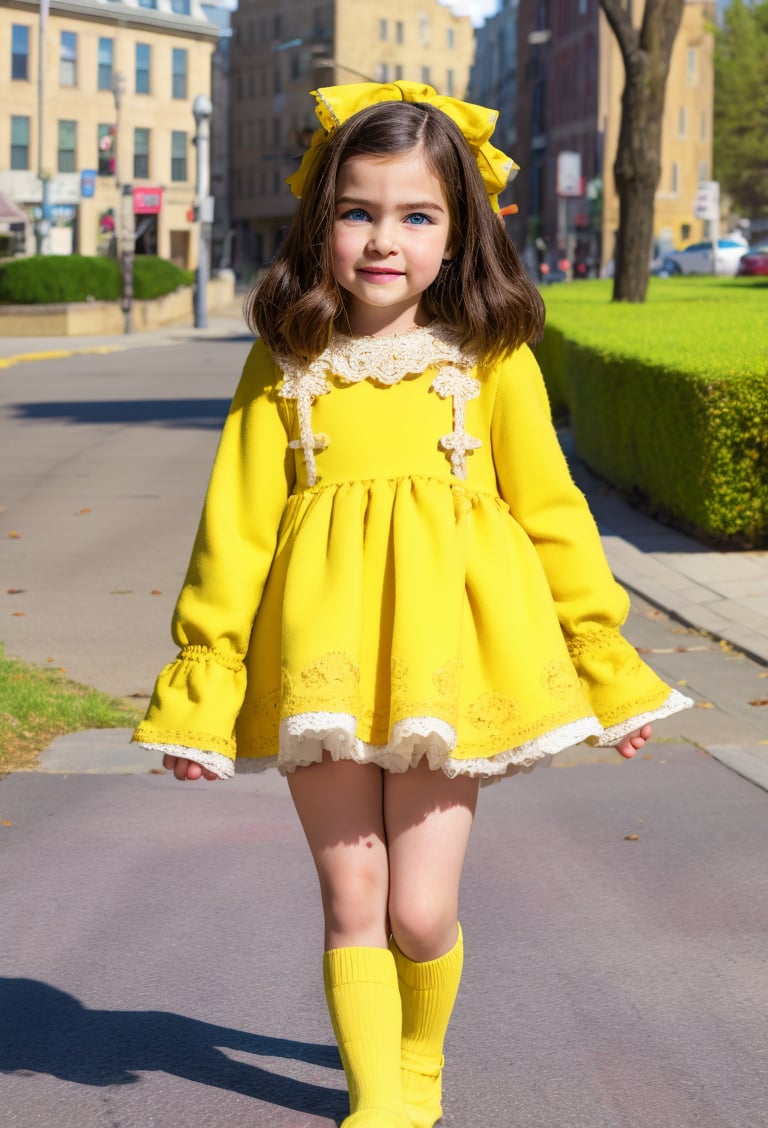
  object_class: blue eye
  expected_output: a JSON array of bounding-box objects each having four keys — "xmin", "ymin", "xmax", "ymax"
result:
[
  {"xmin": 405, "ymin": 213, "xmax": 432, "ymax": 226},
  {"xmin": 341, "ymin": 207, "xmax": 371, "ymax": 222}
]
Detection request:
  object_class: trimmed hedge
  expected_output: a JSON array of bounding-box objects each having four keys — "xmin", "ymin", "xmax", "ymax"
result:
[
  {"xmin": 536, "ymin": 277, "xmax": 768, "ymax": 547},
  {"xmin": 0, "ymin": 254, "xmax": 194, "ymax": 304}
]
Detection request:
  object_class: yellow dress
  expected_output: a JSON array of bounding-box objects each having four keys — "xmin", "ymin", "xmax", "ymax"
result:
[{"xmin": 133, "ymin": 325, "xmax": 690, "ymax": 779}]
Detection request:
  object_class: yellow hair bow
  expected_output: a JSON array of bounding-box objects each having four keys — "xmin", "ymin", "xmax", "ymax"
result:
[{"xmin": 286, "ymin": 81, "xmax": 518, "ymax": 213}]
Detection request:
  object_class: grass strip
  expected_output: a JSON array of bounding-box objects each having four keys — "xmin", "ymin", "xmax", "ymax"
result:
[{"xmin": 0, "ymin": 643, "xmax": 143, "ymax": 772}]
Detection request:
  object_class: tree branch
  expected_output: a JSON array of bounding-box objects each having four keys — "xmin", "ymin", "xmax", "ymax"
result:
[{"xmin": 600, "ymin": 0, "xmax": 638, "ymax": 64}]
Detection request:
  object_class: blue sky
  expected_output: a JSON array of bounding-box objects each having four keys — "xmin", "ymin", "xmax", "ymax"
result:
[{"xmin": 442, "ymin": 0, "xmax": 500, "ymax": 27}]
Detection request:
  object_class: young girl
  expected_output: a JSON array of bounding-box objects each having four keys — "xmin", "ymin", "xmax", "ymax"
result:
[{"xmin": 134, "ymin": 82, "xmax": 691, "ymax": 1128}]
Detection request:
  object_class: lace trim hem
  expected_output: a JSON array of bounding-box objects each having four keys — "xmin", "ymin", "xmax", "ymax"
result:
[
  {"xmin": 593, "ymin": 688, "xmax": 694, "ymax": 746},
  {"xmin": 275, "ymin": 711, "xmax": 603, "ymax": 778},
  {"xmin": 138, "ymin": 742, "xmax": 235, "ymax": 780}
]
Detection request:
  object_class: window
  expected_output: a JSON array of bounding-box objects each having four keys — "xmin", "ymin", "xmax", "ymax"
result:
[
  {"xmin": 671, "ymin": 161, "xmax": 679, "ymax": 195},
  {"xmin": 446, "ymin": 68, "xmax": 454, "ymax": 96},
  {"xmin": 418, "ymin": 15, "xmax": 430, "ymax": 47},
  {"xmin": 60, "ymin": 31, "xmax": 77, "ymax": 86},
  {"xmin": 678, "ymin": 106, "xmax": 686, "ymax": 139},
  {"xmin": 687, "ymin": 47, "xmax": 697, "ymax": 85},
  {"xmin": 447, "ymin": 28, "xmax": 454, "ymax": 48},
  {"xmin": 58, "ymin": 120, "xmax": 77, "ymax": 172},
  {"xmin": 136, "ymin": 43, "xmax": 151, "ymax": 93},
  {"xmin": 396, "ymin": 20, "xmax": 404, "ymax": 44},
  {"xmin": 11, "ymin": 116, "xmax": 30, "ymax": 170},
  {"xmin": 394, "ymin": 63, "xmax": 403, "ymax": 80},
  {"xmin": 421, "ymin": 65, "xmax": 430, "ymax": 84},
  {"xmin": 377, "ymin": 62, "xmax": 389, "ymax": 81},
  {"xmin": 379, "ymin": 19, "xmax": 387, "ymax": 40},
  {"xmin": 98, "ymin": 38, "xmax": 113, "ymax": 91},
  {"xmin": 98, "ymin": 123, "xmax": 114, "ymax": 175},
  {"xmin": 172, "ymin": 48, "xmax": 187, "ymax": 98},
  {"xmin": 11, "ymin": 25, "xmax": 30, "ymax": 80},
  {"xmin": 171, "ymin": 131, "xmax": 187, "ymax": 181},
  {"xmin": 137, "ymin": 0, "xmax": 158, "ymax": 8},
  {"xmin": 134, "ymin": 127, "xmax": 150, "ymax": 178},
  {"xmin": 170, "ymin": 0, "xmax": 191, "ymax": 12}
]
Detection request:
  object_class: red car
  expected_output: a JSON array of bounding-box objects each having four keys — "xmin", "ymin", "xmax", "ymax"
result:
[{"xmin": 737, "ymin": 241, "xmax": 768, "ymax": 276}]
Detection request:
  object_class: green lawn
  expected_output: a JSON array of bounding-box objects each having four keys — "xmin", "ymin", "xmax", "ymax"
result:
[
  {"xmin": 0, "ymin": 644, "xmax": 143, "ymax": 772},
  {"xmin": 540, "ymin": 275, "xmax": 767, "ymax": 378}
]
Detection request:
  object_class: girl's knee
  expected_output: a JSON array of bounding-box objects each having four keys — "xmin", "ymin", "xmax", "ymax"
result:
[{"xmin": 389, "ymin": 896, "xmax": 457, "ymax": 962}]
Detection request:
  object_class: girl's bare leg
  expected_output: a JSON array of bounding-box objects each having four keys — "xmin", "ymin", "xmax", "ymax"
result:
[
  {"xmin": 385, "ymin": 757, "xmax": 479, "ymax": 961},
  {"xmin": 287, "ymin": 753, "xmax": 390, "ymax": 949}
]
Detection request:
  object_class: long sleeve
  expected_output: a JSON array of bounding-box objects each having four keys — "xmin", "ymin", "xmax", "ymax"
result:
[
  {"xmin": 132, "ymin": 341, "xmax": 295, "ymax": 768},
  {"xmin": 490, "ymin": 346, "xmax": 691, "ymax": 739}
]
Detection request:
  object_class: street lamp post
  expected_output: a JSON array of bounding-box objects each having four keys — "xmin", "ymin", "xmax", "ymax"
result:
[
  {"xmin": 192, "ymin": 94, "xmax": 213, "ymax": 329},
  {"xmin": 111, "ymin": 71, "xmax": 134, "ymax": 333}
]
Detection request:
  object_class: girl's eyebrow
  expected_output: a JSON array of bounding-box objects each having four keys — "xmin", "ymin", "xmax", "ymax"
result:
[{"xmin": 335, "ymin": 195, "xmax": 445, "ymax": 213}]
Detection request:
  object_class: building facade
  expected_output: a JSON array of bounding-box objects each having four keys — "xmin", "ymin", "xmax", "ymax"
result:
[
  {"xmin": 0, "ymin": 0, "xmax": 218, "ymax": 264},
  {"xmin": 229, "ymin": 0, "xmax": 475, "ymax": 274},
  {"xmin": 470, "ymin": 0, "xmax": 715, "ymax": 272}
]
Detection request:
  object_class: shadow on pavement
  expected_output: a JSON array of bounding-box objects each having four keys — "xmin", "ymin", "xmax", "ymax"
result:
[
  {"xmin": 0, "ymin": 978, "xmax": 346, "ymax": 1120},
  {"xmin": 9, "ymin": 399, "xmax": 231, "ymax": 429}
]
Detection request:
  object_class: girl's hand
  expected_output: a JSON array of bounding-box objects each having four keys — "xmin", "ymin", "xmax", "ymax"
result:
[
  {"xmin": 163, "ymin": 754, "xmax": 219, "ymax": 782},
  {"xmin": 614, "ymin": 723, "xmax": 652, "ymax": 760}
]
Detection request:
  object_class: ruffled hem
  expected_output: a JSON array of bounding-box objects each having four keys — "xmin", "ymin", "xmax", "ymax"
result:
[
  {"xmin": 592, "ymin": 688, "xmax": 693, "ymax": 747},
  {"xmin": 275, "ymin": 711, "xmax": 603, "ymax": 778}
]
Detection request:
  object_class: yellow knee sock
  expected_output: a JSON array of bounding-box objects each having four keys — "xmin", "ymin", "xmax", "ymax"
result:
[
  {"xmin": 323, "ymin": 946, "xmax": 410, "ymax": 1128},
  {"xmin": 390, "ymin": 924, "xmax": 464, "ymax": 1128}
]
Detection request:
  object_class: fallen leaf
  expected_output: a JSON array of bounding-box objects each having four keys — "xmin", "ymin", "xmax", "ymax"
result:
[
  {"xmin": 624, "ymin": 834, "xmax": 640, "ymax": 841},
  {"xmin": 1, "ymin": 820, "xmax": 12, "ymax": 827},
  {"xmin": 8, "ymin": 531, "xmax": 20, "ymax": 539},
  {"xmin": 642, "ymin": 753, "xmax": 653, "ymax": 760},
  {"xmin": 695, "ymin": 701, "xmax": 715, "ymax": 709},
  {"xmin": 46, "ymin": 657, "xmax": 54, "ymax": 663},
  {"xmin": 677, "ymin": 679, "xmax": 688, "ymax": 687},
  {"xmin": 11, "ymin": 611, "xmax": 25, "ymax": 617},
  {"xmin": 7, "ymin": 588, "xmax": 25, "ymax": 594},
  {"xmin": 150, "ymin": 589, "xmax": 162, "ymax": 596},
  {"xmin": 76, "ymin": 508, "xmax": 92, "ymax": 515},
  {"xmin": 748, "ymin": 699, "xmax": 768, "ymax": 707},
  {"xmin": 759, "ymin": 672, "xmax": 768, "ymax": 679}
]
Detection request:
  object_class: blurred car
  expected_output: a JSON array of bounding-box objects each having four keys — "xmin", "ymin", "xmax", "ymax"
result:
[
  {"xmin": 663, "ymin": 235, "xmax": 749, "ymax": 277},
  {"xmin": 737, "ymin": 241, "xmax": 768, "ymax": 276}
]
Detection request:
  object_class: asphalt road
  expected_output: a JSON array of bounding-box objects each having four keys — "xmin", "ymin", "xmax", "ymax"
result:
[{"xmin": 2, "ymin": 339, "xmax": 768, "ymax": 1127}]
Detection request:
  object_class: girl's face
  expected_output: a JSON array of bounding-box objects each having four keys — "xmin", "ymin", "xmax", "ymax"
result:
[{"xmin": 331, "ymin": 148, "xmax": 453, "ymax": 336}]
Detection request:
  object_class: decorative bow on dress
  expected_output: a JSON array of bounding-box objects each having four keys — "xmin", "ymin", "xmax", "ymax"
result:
[{"xmin": 286, "ymin": 81, "xmax": 518, "ymax": 213}]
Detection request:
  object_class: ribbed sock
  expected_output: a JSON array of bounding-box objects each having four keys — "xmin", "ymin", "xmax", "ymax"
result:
[
  {"xmin": 323, "ymin": 945, "xmax": 410, "ymax": 1127},
  {"xmin": 390, "ymin": 924, "xmax": 464, "ymax": 1128}
]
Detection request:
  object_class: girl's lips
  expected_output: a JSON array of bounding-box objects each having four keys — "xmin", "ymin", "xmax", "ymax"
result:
[{"xmin": 357, "ymin": 268, "xmax": 404, "ymax": 282}]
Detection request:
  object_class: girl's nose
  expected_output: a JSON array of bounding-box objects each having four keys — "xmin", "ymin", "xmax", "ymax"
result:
[{"xmin": 367, "ymin": 223, "xmax": 398, "ymax": 255}]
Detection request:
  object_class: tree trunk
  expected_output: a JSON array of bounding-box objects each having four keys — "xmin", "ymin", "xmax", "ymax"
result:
[{"xmin": 601, "ymin": 0, "xmax": 686, "ymax": 302}]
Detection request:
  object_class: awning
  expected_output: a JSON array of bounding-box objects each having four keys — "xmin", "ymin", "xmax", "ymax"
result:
[{"xmin": 0, "ymin": 192, "xmax": 28, "ymax": 222}]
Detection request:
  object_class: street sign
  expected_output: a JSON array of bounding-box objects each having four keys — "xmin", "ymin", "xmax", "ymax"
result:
[
  {"xmin": 694, "ymin": 181, "xmax": 719, "ymax": 221},
  {"xmin": 557, "ymin": 151, "xmax": 582, "ymax": 198}
]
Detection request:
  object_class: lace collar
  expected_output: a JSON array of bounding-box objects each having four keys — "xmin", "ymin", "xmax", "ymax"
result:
[
  {"xmin": 277, "ymin": 324, "xmax": 481, "ymax": 485},
  {"xmin": 277, "ymin": 323, "xmax": 476, "ymax": 385}
]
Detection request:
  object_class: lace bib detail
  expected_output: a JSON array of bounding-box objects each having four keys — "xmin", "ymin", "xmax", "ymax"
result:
[{"xmin": 277, "ymin": 324, "xmax": 481, "ymax": 484}]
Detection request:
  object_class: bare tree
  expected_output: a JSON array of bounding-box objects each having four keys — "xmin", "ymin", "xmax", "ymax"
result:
[{"xmin": 600, "ymin": 0, "xmax": 685, "ymax": 301}]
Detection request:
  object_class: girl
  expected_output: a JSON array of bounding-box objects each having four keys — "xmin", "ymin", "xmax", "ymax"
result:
[{"xmin": 134, "ymin": 82, "xmax": 691, "ymax": 1128}]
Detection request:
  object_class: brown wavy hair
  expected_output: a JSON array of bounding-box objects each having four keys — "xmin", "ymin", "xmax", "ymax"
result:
[{"xmin": 245, "ymin": 100, "xmax": 545, "ymax": 363}]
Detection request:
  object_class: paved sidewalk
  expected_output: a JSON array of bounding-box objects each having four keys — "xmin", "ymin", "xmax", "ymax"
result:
[{"xmin": 0, "ymin": 298, "xmax": 251, "ymax": 367}]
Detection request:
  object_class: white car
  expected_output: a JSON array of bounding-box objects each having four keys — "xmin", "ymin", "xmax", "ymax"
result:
[{"xmin": 661, "ymin": 235, "xmax": 749, "ymax": 277}]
